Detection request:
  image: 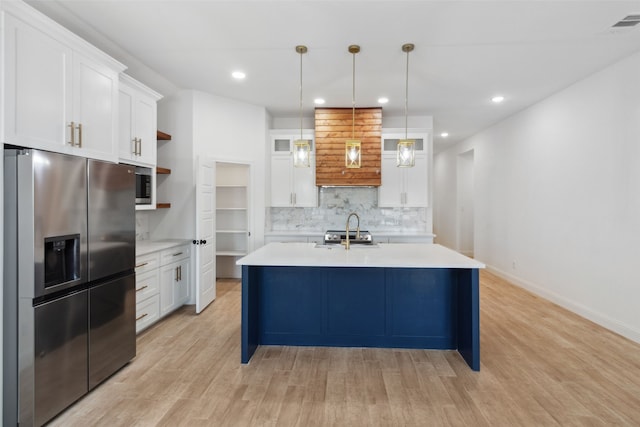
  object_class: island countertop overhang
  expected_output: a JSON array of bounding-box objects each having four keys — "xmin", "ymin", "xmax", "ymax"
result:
[{"xmin": 236, "ymin": 242, "xmax": 485, "ymax": 269}]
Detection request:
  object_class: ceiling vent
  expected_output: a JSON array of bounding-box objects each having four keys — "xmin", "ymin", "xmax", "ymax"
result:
[{"xmin": 612, "ymin": 15, "xmax": 640, "ymax": 28}]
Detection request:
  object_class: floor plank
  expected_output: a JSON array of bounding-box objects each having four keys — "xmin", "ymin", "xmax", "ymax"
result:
[{"xmin": 48, "ymin": 273, "xmax": 640, "ymax": 426}]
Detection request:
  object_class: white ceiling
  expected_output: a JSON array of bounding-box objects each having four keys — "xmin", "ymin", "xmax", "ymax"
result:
[{"xmin": 25, "ymin": 0, "xmax": 640, "ymax": 149}]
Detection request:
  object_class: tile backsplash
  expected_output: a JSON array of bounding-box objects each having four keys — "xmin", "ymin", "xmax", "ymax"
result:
[
  {"xmin": 136, "ymin": 211, "xmax": 150, "ymax": 241},
  {"xmin": 267, "ymin": 187, "xmax": 431, "ymax": 232}
]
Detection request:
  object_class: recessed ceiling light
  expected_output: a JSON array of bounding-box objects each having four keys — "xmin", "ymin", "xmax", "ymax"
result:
[
  {"xmin": 440, "ymin": 132, "xmax": 449, "ymax": 138},
  {"xmin": 491, "ymin": 95, "xmax": 505, "ymax": 103},
  {"xmin": 232, "ymin": 71, "xmax": 246, "ymax": 80},
  {"xmin": 314, "ymin": 98, "xmax": 325, "ymax": 105},
  {"xmin": 378, "ymin": 97, "xmax": 389, "ymax": 104}
]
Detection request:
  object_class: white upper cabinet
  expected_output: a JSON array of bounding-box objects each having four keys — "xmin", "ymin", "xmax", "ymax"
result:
[
  {"xmin": 269, "ymin": 130, "xmax": 317, "ymax": 207},
  {"xmin": 2, "ymin": 2, "xmax": 125, "ymax": 162},
  {"xmin": 118, "ymin": 74, "xmax": 162, "ymax": 166},
  {"xmin": 378, "ymin": 131, "xmax": 430, "ymax": 208}
]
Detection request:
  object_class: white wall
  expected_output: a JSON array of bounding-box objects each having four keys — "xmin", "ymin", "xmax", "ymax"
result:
[
  {"xmin": 434, "ymin": 51, "xmax": 640, "ymax": 343},
  {"xmin": 150, "ymin": 90, "xmax": 196, "ymax": 240},
  {"xmin": 191, "ymin": 91, "xmax": 267, "ymax": 249},
  {"xmin": 150, "ymin": 90, "xmax": 268, "ymax": 302},
  {"xmin": 456, "ymin": 150, "xmax": 474, "ymax": 256}
]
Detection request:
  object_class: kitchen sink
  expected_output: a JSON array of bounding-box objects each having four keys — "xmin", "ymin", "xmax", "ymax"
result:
[{"xmin": 314, "ymin": 243, "xmax": 379, "ymax": 249}]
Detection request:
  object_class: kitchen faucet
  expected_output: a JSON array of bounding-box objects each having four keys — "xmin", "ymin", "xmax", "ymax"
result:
[{"xmin": 341, "ymin": 212, "xmax": 360, "ymax": 250}]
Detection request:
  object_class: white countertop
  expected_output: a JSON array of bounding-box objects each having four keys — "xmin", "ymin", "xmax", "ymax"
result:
[
  {"xmin": 236, "ymin": 242, "xmax": 484, "ymax": 269},
  {"xmin": 136, "ymin": 239, "xmax": 191, "ymax": 256},
  {"xmin": 264, "ymin": 230, "xmax": 435, "ymax": 238}
]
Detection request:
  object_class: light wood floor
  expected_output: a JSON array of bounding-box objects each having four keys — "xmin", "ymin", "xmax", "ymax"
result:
[{"xmin": 49, "ymin": 272, "xmax": 640, "ymax": 426}]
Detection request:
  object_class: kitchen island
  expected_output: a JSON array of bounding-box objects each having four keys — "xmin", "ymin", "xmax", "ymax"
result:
[{"xmin": 236, "ymin": 243, "xmax": 485, "ymax": 370}]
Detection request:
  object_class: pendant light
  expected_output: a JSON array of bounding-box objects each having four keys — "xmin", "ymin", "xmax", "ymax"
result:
[
  {"xmin": 397, "ymin": 43, "xmax": 415, "ymax": 168},
  {"xmin": 293, "ymin": 45, "xmax": 310, "ymax": 168},
  {"xmin": 345, "ymin": 45, "xmax": 361, "ymax": 169}
]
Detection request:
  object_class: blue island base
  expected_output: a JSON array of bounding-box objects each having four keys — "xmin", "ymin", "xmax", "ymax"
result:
[{"xmin": 242, "ymin": 265, "xmax": 480, "ymax": 371}]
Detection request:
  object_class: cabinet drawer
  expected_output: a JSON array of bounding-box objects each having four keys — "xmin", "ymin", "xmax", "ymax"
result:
[
  {"xmin": 135, "ymin": 252, "xmax": 160, "ymax": 274},
  {"xmin": 136, "ymin": 294, "xmax": 160, "ymax": 334},
  {"xmin": 161, "ymin": 244, "xmax": 190, "ymax": 263},
  {"xmin": 135, "ymin": 269, "xmax": 159, "ymax": 302}
]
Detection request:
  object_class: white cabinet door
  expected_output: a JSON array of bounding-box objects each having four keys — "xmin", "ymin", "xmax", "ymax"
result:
[
  {"xmin": 160, "ymin": 258, "xmax": 190, "ymax": 316},
  {"xmin": 160, "ymin": 262, "xmax": 178, "ymax": 316},
  {"xmin": 3, "ymin": 13, "xmax": 72, "ymax": 151},
  {"xmin": 118, "ymin": 86, "xmax": 135, "ymax": 160},
  {"xmin": 378, "ymin": 131, "xmax": 430, "ymax": 208},
  {"xmin": 3, "ymin": 9, "xmax": 120, "ymax": 162},
  {"xmin": 291, "ymin": 132, "xmax": 316, "ymax": 207},
  {"xmin": 175, "ymin": 258, "xmax": 190, "ymax": 306},
  {"xmin": 118, "ymin": 77, "xmax": 158, "ymax": 166},
  {"xmin": 292, "ymin": 153, "xmax": 317, "ymax": 207},
  {"xmin": 403, "ymin": 153, "xmax": 428, "ymax": 207},
  {"xmin": 134, "ymin": 95, "xmax": 157, "ymax": 165},
  {"xmin": 378, "ymin": 155, "xmax": 403, "ymax": 207},
  {"xmin": 271, "ymin": 154, "xmax": 317, "ymax": 207},
  {"xmin": 71, "ymin": 53, "xmax": 118, "ymax": 161},
  {"xmin": 269, "ymin": 131, "xmax": 317, "ymax": 207},
  {"xmin": 270, "ymin": 155, "xmax": 293, "ymax": 207}
]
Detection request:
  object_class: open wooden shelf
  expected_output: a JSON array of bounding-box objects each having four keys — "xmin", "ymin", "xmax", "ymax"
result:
[
  {"xmin": 156, "ymin": 167, "xmax": 171, "ymax": 175},
  {"xmin": 156, "ymin": 203, "xmax": 171, "ymax": 209},
  {"xmin": 157, "ymin": 130, "xmax": 172, "ymax": 141}
]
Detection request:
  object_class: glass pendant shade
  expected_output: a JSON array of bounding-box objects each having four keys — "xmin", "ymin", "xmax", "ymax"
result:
[
  {"xmin": 293, "ymin": 139, "xmax": 310, "ymax": 168},
  {"xmin": 397, "ymin": 139, "xmax": 415, "ymax": 167},
  {"xmin": 345, "ymin": 140, "xmax": 361, "ymax": 168}
]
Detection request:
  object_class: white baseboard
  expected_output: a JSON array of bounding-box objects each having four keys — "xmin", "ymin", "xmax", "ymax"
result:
[{"xmin": 486, "ymin": 264, "xmax": 640, "ymax": 345}]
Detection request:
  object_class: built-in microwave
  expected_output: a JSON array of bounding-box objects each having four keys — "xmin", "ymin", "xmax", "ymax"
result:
[{"xmin": 135, "ymin": 166, "xmax": 152, "ymax": 205}]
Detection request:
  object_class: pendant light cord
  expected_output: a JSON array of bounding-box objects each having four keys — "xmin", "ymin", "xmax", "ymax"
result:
[
  {"xmin": 299, "ymin": 49, "xmax": 303, "ymax": 141},
  {"xmin": 352, "ymin": 50, "xmax": 356, "ymax": 140},
  {"xmin": 405, "ymin": 47, "xmax": 409, "ymax": 140}
]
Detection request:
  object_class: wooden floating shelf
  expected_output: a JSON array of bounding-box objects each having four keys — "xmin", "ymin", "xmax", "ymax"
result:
[
  {"xmin": 156, "ymin": 203, "xmax": 171, "ymax": 209},
  {"xmin": 156, "ymin": 167, "xmax": 171, "ymax": 175},
  {"xmin": 157, "ymin": 130, "xmax": 172, "ymax": 141}
]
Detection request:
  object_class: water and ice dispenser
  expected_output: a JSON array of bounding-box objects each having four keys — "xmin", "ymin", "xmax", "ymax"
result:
[{"xmin": 43, "ymin": 234, "xmax": 80, "ymax": 288}]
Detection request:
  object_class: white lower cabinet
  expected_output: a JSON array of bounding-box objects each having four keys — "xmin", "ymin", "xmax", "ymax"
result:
[
  {"xmin": 135, "ymin": 242, "xmax": 190, "ymax": 333},
  {"xmin": 135, "ymin": 294, "xmax": 160, "ymax": 333},
  {"xmin": 160, "ymin": 256, "xmax": 190, "ymax": 316}
]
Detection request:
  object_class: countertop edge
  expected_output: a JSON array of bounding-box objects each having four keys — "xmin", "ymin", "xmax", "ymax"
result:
[
  {"xmin": 237, "ymin": 242, "xmax": 484, "ymax": 269},
  {"xmin": 136, "ymin": 239, "xmax": 192, "ymax": 256}
]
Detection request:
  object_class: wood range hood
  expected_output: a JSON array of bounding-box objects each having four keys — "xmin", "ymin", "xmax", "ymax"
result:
[{"xmin": 315, "ymin": 107, "xmax": 381, "ymax": 186}]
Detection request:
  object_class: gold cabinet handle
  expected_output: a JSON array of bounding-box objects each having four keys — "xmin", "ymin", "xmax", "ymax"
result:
[
  {"xmin": 136, "ymin": 285, "xmax": 148, "ymax": 292},
  {"xmin": 136, "ymin": 313, "xmax": 148, "ymax": 321},
  {"xmin": 135, "ymin": 262, "xmax": 149, "ymax": 268},
  {"xmin": 77, "ymin": 123, "xmax": 83, "ymax": 147},
  {"xmin": 68, "ymin": 121, "xmax": 75, "ymax": 146}
]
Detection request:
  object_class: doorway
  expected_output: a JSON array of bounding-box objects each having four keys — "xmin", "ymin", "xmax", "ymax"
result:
[
  {"xmin": 215, "ymin": 162, "xmax": 250, "ymax": 279},
  {"xmin": 457, "ymin": 150, "xmax": 474, "ymax": 257}
]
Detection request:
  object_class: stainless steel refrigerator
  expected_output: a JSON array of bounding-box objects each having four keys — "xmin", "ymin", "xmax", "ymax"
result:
[{"xmin": 3, "ymin": 148, "xmax": 136, "ymax": 426}]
